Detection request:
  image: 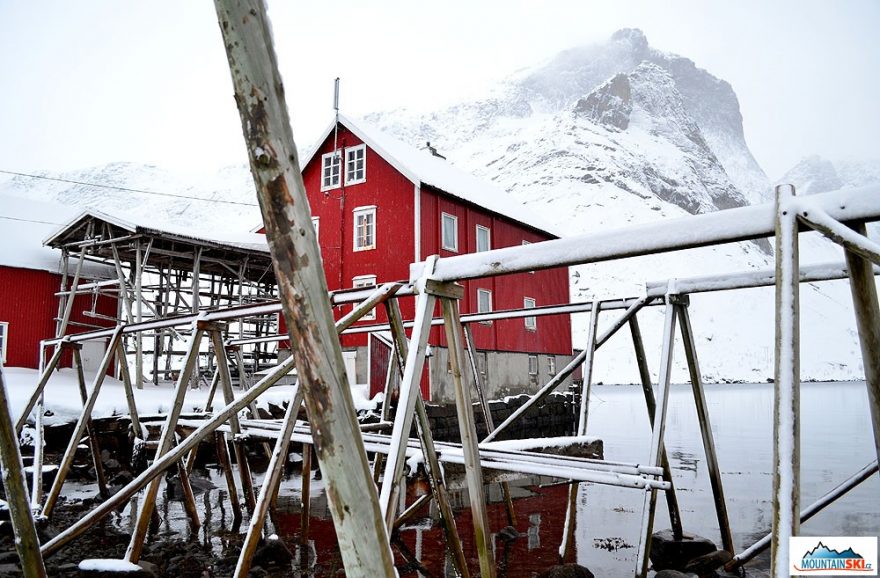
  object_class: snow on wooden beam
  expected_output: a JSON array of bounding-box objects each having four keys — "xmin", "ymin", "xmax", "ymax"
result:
[{"xmin": 412, "ymin": 185, "xmax": 880, "ymax": 283}]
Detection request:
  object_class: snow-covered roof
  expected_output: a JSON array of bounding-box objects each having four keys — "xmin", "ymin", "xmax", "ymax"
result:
[
  {"xmin": 44, "ymin": 207, "xmax": 270, "ymax": 255},
  {"xmin": 0, "ymin": 195, "xmax": 109, "ymax": 277},
  {"xmin": 301, "ymin": 114, "xmax": 559, "ymax": 238}
]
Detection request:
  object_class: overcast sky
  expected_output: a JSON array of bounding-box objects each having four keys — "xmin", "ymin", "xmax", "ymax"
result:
[{"xmin": 1, "ymin": 0, "xmax": 877, "ymax": 180}]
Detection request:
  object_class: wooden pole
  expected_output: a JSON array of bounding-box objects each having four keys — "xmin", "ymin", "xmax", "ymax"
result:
[
  {"xmin": 216, "ymin": 430, "xmax": 242, "ymax": 524},
  {"xmin": 300, "ymin": 443, "xmax": 312, "ymax": 546},
  {"xmin": 115, "ymin": 340, "xmax": 144, "ymax": 439},
  {"xmin": 772, "ymin": 184, "xmax": 800, "ymax": 578},
  {"xmin": 441, "ymin": 296, "xmax": 496, "ymax": 578},
  {"xmin": 464, "ymin": 324, "xmax": 516, "ymax": 526},
  {"xmin": 43, "ymin": 326, "xmax": 124, "ymax": 516},
  {"xmin": 213, "ymin": 1, "xmax": 396, "ymax": 572},
  {"xmin": 134, "ymin": 241, "xmax": 143, "ymax": 389},
  {"xmin": 636, "ymin": 298, "xmax": 677, "ymax": 578},
  {"xmin": 576, "ymin": 302, "xmax": 601, "ymax": 435},
  {"xmin": 0, "ymin": 365, "xmax": 48, "ymax": 578},
  {"xmin": 73, "ymin": 348, "xmax": 109, "ymax": 499},
  {"xmin": 675, "ymin": 300, "xmax": 734, "ymax": 554},
  {"xmin": 385, "ymin": 299, "xmax": 471, "ymax": 578},
  {"xmin": 628, "ymin": 314, "xmax": 683, "ymax": 540},
  {"xmin": 843, "ymin": 222, "xmax": 880, "ymax": 470},
  {"xmin": 125, "ymin": 327, "xmax": 204, "ymax": 562},
  {"xmin": 378, "ymin": 280, "xmax": 437, "ymax": 523},
  {"xmin": 210, "ymin": 329, "xmax": 257, "ymax": 512}
]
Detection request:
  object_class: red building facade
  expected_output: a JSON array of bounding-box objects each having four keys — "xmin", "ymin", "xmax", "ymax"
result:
[{"xmin": 279, "ymin": 116, "xmax": 573, "ymax": 402}]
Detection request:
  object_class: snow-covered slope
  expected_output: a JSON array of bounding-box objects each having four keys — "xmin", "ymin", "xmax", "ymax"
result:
[
  {"xmin": 0, "ymin": 162, "xmax": 262, "ymax": 236},
  {"xmin": 779, "ymin": 155, "xmax": 880, "ymax": 195},
  {"xmin": 366, "ymin": 30, "xmax": 863, "ymax": 383}
]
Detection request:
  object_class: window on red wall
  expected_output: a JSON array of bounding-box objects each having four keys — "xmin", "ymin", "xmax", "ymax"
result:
[
  {"xmin": 442, "ymin": 213, "xmax": 458, "ymax": 252},
  {"xmin": 321, "ymin": 151, "xmax": 341, "ymax": 191},
  {"xmin": 345, "ymin": 144, "xmax": 366, "ymax": 185},
  {"xmin": 352, "ymin": 274, "xmax": 377, "ymax": 320},
  {"xmin": 524, "ymin": 297, "xmax": 537, "ymax": 331},
  {"xmin": 477, "ymin": 289, "xmax": 492, "ymax": 325},
  {"xmin": 353, "ymin": 206, "xmax": 376, "ymax": 251},
  {"xmin": 0, "ymin": 322, "xmax": 7, "ymax": 364},
  {"xmin": 476, "ymin": 225, "xmax": 491, "ymax": 252}
]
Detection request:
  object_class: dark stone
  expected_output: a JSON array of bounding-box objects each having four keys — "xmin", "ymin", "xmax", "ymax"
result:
[
  {"xmin": 252, "ymin": 537, "xmax": 293, "ymax": 567},
  {"xmin": 654, "ymin": 571, "xmax": 698, "ymax": 578},
  {"xmin": 0, "ymin": 563, "xmax": 22, "ymax": 576},
  {"xmin": 650, "ymin": 529, "xmax": 717, "ymax": 571},
  {"xmin": 136, "ymin": 561, "xmax": 160, "ymax": 578},
  {"xmin": 496, "ymin": 525, "xmax": 523, "ymax": 542},
  {"xmin": 683, "ymin": 549, "xmax": 733, "ymax": 576},
  {"xmin": 536, "ymin": 563, "xmax": 595, "ymax": 578}
]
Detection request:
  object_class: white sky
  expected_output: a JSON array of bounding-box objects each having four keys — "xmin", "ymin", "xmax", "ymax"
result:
[{"xmin": 1, "ymin": 0, "xmax": 877, "ymax": 180}]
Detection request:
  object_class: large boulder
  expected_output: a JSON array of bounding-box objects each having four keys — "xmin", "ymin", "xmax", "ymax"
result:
[{"xmin": 650, "ymin": 529, "xmax": 717, "ymax": 571}]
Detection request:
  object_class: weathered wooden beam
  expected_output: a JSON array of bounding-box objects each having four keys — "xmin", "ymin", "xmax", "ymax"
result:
[
  {"xmin": 0, "ymin": 366, "xmax": 48, "ymax": 578},
  {"xmin": 636, "ymin": 298, "xmax": 677, "ymax": 578},
  {"xmin": 73, "ymin": 349, "xmax": 109, "ymax": 499},
  {"xmin": 441, "ymin": 297, "xmax": 496, "ymax": 578},
  {"xmin": 676, "ymin": 301, "xmax": 734, "ymax": 554},
  {"xmin": 772, "ymin": 184, "xmax": 800, "ymax": 578},
  {"xmin": 212, "ymin": 1, "xmax": 396, "ymax": 573},
  {"xmin": 628, "ymin": 314, "xmax": 683, "ymax": 540},
  {"xmin": 843, "ymin": 222, "xmax": 880, "ymax": 471}
]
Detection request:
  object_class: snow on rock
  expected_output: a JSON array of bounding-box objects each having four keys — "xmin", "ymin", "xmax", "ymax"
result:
[{"xmin": 78, "ymin": 559, "xmax": 143, "ymax": 573}]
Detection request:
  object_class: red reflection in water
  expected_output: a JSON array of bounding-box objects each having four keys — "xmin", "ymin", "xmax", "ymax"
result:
[{"xmin": 273, "ymin": 482, "xmax": 572, "ymax": 576}]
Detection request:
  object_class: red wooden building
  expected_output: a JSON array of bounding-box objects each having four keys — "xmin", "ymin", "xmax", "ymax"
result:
[
  {"xmin": 272, "ymin": 115, "xmax": 573, "ymax": 402},
  {"xmin": 0, "ymin": 197, "xmax": 116, "ymax": 371}
]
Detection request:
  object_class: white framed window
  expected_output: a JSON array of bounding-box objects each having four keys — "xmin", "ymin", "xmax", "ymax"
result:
[
  {"xmin": 353, "ymin": 206, "xmax": 376, "ymax": 251},
  {"xmin": 523, "ymin": 240, "xmax": 534, "ymax": 273},
  {"xmin": 477, "ymin": 289, "xmax": 492, "ymax": 325},
  {"xmin": 548, "ymin": 356, "xmax": 556, "ymax": 375},
  {"xmin": 352, "ymin": 274, "xmax": 377, "ymax": 320},
  {"xmin": 321, "ymin": 151, "xmax": 341, "ymax": 191},
  {"xmin": 476, "ymin": 225, "xmax": 491, "ymax": 252},
  {"xmin": 311, "ymin": 217, "xmax": 320, "ymax": 242},
  {"xmin": 528, "ymin": 354, "xmax": 538, "ymax": 376},
  {"xmin": 345, "ymin": 144, "xmax": 366, "ymax": 185},
  {"xmin": 0, "ymin": 322, "xmax": 7, "ymax": 364},
  {"xmin": 441, "ymin": 213, "xmax": 458, "ymax": 252},
  {"xmin": 523, "ymin": 297, "xmax": 537, "ymax": 331}
]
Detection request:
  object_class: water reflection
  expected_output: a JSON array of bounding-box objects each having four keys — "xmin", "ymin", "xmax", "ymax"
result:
[{"xmin": 65, "ymin": 381, "xmax": 878, "ymax": 576}]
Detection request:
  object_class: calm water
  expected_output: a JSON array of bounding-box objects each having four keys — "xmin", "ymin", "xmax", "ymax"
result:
[{"xmin": 64, "ymin": 381, "xmax": 879, "ymax": 576}]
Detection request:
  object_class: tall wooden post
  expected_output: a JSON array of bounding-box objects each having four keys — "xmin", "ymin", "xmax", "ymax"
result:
[
  {"xmin": 844, "ymin": 222, "xmax": 880, "ymax": 470},
  {"xmin": 212, "ymin": 1, "xmax": 396, "ymax": 573},
  {"xmin": 0, "ymin": 366, "xmax": 47, "ymax": 578},
  {"xmin": 772, "ymin": 184, "xmax": 800, "ymax": 578}
]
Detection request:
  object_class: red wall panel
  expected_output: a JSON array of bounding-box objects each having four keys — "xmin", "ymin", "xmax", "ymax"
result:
[{"xmin": 0, "ymin": 266, "xmax": 116, "ymax": 369}]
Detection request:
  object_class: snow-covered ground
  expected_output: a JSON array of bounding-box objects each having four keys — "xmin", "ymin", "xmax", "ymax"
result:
[{"xmin": 3, "ymin": 366, "xmax": 379, "ymax": 429}]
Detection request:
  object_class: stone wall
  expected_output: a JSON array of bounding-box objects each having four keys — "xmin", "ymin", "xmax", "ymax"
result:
[{"xmin": 424, "ymin": 391, "xmax": 578, "ymax": 443}]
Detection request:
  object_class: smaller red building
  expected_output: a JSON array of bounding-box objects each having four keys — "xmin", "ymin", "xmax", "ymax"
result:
[
  {"xmin": 0, "ymin": 196, "xmax": 116, "ymax": 370},
  {"xmin": 272, "ymin": 115, "xmax": 573, "ymax": 402}
]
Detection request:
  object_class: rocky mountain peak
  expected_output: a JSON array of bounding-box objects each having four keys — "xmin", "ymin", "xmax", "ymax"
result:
[
  {"xmin": 574, "ymin": 72, "xmax": 632, "ymax": 130},
  {"xmin": 610, "ymin": 28, "xmax": 650, "ymax": 56}
]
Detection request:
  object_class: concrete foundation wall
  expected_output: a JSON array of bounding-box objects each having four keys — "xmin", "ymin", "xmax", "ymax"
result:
[{"xmin": 428, "ymin": 348, "xmax": 573, "ymax": 404}]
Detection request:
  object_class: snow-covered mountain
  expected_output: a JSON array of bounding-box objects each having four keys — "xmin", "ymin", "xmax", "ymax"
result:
[
  {"xmin": 0, "ymin": 162, "xmax": 262, "ymax": 234},
  {"xmin": 365, "ymin": 29, "xmax": 862, "ymax": 383},
  {"xmin": 778, "ymin": 155, "xmax": 880, "ymax": 195}
]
